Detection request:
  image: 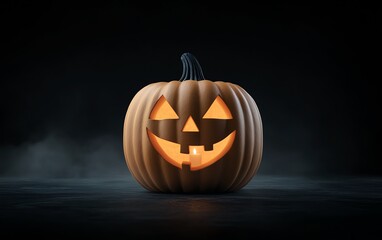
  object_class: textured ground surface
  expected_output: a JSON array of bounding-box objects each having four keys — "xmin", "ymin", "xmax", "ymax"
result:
[{"xmin": 1, "ymin": 176, "xmax": 381, "ymax": 239}]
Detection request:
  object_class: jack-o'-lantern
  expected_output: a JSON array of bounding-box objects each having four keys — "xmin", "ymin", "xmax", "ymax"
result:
[{"xmin": 123, "ymin": 53, "xmax": 263, "ymax": 193}]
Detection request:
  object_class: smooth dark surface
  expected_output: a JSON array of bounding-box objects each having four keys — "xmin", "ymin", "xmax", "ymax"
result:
[{"xmin": 1, "ymin": 176, "xmax": 381, "ymax": 239}]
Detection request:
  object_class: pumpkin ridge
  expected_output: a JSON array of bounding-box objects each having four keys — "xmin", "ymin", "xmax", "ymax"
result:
[
  {"xmin": 124, "ymin": 88, "xmax": 150, "ymax": 190},
  {"xmin": 132, "ymin": 85, "xmax": 160, "ymax": 191},
  {"xmin": 235, "ymin": 87, "xmax": 263, "ymax": 190},
  {"xmin": 214, "ymin": 82, "xmax": 244, "ymax": 192},
  {"xmin": 227, "ymin": 84, "xmax": 256, "ymax": 191},
  {"xmin": 159, "ymin": 81, "xmax": 181, "ymax": 192},
  {"xmin": 129, "ymin": 86, "xmax": 155, "ymax": 190},
  {"xmin": 142, "ymin": 84, "xmax": 169, "ymax": 192}
]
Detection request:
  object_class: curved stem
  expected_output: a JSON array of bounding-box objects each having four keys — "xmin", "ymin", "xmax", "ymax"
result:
[{"xmin": 179, "ymin": 53, "xmax": 205, "ymax": 81}]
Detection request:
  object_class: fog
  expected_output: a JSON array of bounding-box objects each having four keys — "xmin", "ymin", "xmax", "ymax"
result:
[
  {"xmin": 0, "ymin": 134, "xmax": 127, "ymax": 178},
  {"xmin": 0, "ymin": 120, "xmax": 329, "ymax": 178}
]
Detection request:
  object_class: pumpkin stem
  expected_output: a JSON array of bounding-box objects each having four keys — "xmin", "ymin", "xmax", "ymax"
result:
[{"xmin": 179, "ymin": 53, "xmax": 205, "ymax": 81}]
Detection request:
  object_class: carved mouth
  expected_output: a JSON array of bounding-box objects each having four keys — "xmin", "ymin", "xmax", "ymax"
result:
[{"xmin": 147, "ymin": 129, "xmax": 236, "ymax": 171}]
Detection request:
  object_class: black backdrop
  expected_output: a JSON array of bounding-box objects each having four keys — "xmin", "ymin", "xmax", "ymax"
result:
[{"xmin": 0, "ymin": 1, "xmax": 380, "ymax": 177}]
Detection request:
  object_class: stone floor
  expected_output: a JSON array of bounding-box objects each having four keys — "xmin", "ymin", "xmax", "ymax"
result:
[{"xmin": 1, "ymin": 176, "xmax": 381, "ymax": 239}]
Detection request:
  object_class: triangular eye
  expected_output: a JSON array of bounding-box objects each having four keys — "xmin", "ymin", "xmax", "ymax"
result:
[
  {"xmin": 202, "ymin": 96, "xmax": 233, "ymax": 119},
  {"xmin": 150, "ymin": 96, "xmax": 179, "ymax": 120}
]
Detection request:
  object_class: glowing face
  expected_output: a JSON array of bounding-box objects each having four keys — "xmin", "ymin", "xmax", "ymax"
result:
[{"xmin": 147, "ymin": 96, "xmax": 236, "ymax": 171}]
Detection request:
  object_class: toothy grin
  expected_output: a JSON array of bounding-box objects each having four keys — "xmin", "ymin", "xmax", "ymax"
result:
[{"xmin": 147, "ymin": 129, "xmax": 236, "ymax": 171}]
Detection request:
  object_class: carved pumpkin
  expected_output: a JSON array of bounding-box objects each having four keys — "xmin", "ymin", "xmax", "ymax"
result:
[{"xmin": 123, "ymin": 53, "xmax": 263, "ymax": 193}]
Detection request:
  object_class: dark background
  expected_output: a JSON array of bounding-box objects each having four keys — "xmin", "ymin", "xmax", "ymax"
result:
[
  {"xmin": 1, "ymin": 2, "xmax": 381, "ymax": 239},
  {"xmin": 0, "ymin": 1, "xmax": 380, "ymax": 177}
]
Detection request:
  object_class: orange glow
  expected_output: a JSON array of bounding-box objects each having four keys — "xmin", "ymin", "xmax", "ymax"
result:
[
  {"xmin": 182, "ymin": 116, "xmax": 199, "ymax": 132},
  {"xmin": 149, "ymin": 96, "xmax": 179, "ymax": 120},
  {"xmin": 147, "ymin": 129, "xmax": 236, "ymax": 171},
  {"xmin": 202, "ymin": 96, "xmax": 233, "ymax": 119}
]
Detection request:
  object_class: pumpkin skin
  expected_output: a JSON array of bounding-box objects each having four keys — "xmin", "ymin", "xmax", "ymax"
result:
[{"xmin": 123, "ymin": 54, "xmax": 263, "ymax": 193}]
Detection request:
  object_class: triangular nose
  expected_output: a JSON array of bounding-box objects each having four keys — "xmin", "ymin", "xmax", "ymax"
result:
[{"xmin": 182, "ymin": 116, "xmax": 199, "ymax": 132}]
